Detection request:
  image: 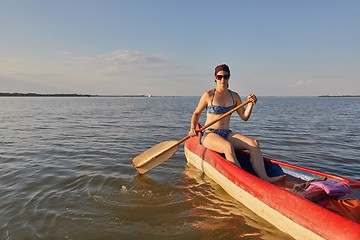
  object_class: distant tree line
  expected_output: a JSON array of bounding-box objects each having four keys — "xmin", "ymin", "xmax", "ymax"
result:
[
  {"xmin": 318, "ymin": 95, "xmax": 360, "ymax": 97},
  {"xmin": 0, "ymin": 93, "xmax": 93, "ymax": 97},
  {"xmin": 0, "ymin": 93, "xmax": 153, "ymax": 97}
]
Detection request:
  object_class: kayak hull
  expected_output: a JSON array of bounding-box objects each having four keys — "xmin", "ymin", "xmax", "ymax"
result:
[{"xmin": 184, "ymin": 132, "xmax": 360, "ymax": 240}]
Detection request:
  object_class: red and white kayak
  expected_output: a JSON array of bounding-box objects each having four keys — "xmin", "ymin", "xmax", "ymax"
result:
[{"xmin": 184, "ymin": 126, "xmax": 360, "ymax": 240}]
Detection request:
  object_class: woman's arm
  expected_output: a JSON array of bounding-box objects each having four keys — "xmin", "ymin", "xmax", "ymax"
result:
[
  {"xmin": 235, "ymin": 93, "xmax": 257, "ymax": 121},
  {"xmin": 189, "ymin": 92, "xmax": 209, "ymax": 136}
]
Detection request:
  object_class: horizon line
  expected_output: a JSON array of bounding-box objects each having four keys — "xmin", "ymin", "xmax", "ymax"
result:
[{"xmin": 1, "ymin": 92, "xmax": 359, "ymax": 98}]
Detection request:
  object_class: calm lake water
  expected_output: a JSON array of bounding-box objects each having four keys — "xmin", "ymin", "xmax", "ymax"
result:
[{"xmin": 1, "ymin": 96, "xmax": 359, "ymax": 240}]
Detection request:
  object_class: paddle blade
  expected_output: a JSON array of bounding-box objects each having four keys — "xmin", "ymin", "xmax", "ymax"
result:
[{"xmin": 132, "ymin": 140, "xmax": 179, "ymax": 174}]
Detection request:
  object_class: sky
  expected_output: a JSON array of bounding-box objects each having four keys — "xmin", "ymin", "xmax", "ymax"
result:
[{"xmin": 0, "ymin": 0, "xmax": 359, "ymax": 96}]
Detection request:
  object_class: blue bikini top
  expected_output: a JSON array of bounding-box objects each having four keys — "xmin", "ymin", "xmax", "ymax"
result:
[{"xmin": 206, "ymin": 89, "xmax": 235, "ymax": 115}]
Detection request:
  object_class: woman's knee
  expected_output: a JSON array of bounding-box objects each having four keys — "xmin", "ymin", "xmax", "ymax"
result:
[{"xmin": 249, "ymin": 138, "xmax": 260, "ymax": 149}]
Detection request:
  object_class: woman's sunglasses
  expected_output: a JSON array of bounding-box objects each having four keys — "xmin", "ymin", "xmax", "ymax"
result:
[{"xmin": 216, "ymin": 74, "xmax": 230, "ymax": 80}]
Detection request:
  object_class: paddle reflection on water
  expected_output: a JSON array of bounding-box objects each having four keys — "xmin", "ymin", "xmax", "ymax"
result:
[{"xmin": 102, "ymin": 161, "xmax": 293, "ymax": 240}]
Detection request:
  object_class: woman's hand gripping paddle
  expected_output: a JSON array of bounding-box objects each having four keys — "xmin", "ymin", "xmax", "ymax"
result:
[{"xmin": 131, "ymin": 99, "xmax": 251, "ymax": 174}]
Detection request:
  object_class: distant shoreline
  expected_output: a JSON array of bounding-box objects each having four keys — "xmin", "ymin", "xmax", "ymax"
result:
[
  {"xmin": 1, "ymin": 93, "xmax": 358, "ymax": 98},
  {"xmin": 318, "ymin": 95, "xmax": 360, "ymax": 98},
  {"xmin": 0, "ymin": 93, "xmax": 93, "ymax": 97},
  {"xmin": 0, "ymin": 93, "xmax": 148, "ymax": 97}
]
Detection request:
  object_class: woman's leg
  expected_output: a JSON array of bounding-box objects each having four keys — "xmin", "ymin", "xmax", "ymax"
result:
[
  {"xmin": 227, "ymin": 133, "xmax": 284, "ymax": 182},
  {"xmin": 201, "ymin": 132, "xmax": 241, "ymax": 167}
]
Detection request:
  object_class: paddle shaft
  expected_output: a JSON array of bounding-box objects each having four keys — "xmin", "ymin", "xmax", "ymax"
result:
[{"xmin": 134, "ymin": 99, "xmax": 251, "ymax": 170}]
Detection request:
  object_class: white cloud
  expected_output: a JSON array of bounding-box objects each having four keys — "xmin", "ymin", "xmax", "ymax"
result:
[
  {"xmin": 296, "ymin": 79, "xmax": 313, "ymax": 87},
  {"xmin": 0, "ymin": 50, "xmax": 205, "ymax": 95},
  {"xmin": 98, "ymin": 50, "xmax": 168, "ymax": 63},
  {"xmin": 59, "ymin": 51, "xmax": 74, "ymax": 56}
]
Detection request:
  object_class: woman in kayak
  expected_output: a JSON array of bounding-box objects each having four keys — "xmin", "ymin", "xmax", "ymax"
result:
[{"xmin": 188, "ymin": 64, "xmax": 283, "ymax": 182}]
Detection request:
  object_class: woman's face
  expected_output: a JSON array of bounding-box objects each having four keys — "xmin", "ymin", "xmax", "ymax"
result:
[{"xmin": 215, "ymin": 70, "xmax": 230, "ymax": 87}]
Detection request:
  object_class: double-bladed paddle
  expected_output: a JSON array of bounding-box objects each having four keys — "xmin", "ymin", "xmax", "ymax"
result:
[{"xmin": 131, "ymin": 99, "xmax": 251, "ymax": 174}]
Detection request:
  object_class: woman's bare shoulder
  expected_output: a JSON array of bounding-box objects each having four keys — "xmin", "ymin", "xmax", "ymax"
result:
[
  {"xmin": 201, "ymin": 89, "xmax": 214, "ymax": 100},
  {"xmin": 229, "ymin": 90, "xmax": 242, "ymax": 104}
]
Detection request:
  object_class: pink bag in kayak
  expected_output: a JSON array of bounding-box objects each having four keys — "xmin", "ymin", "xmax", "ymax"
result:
[{"xmin": 307, "ymin": 180, "xmax": 351, "ymax": 198}]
